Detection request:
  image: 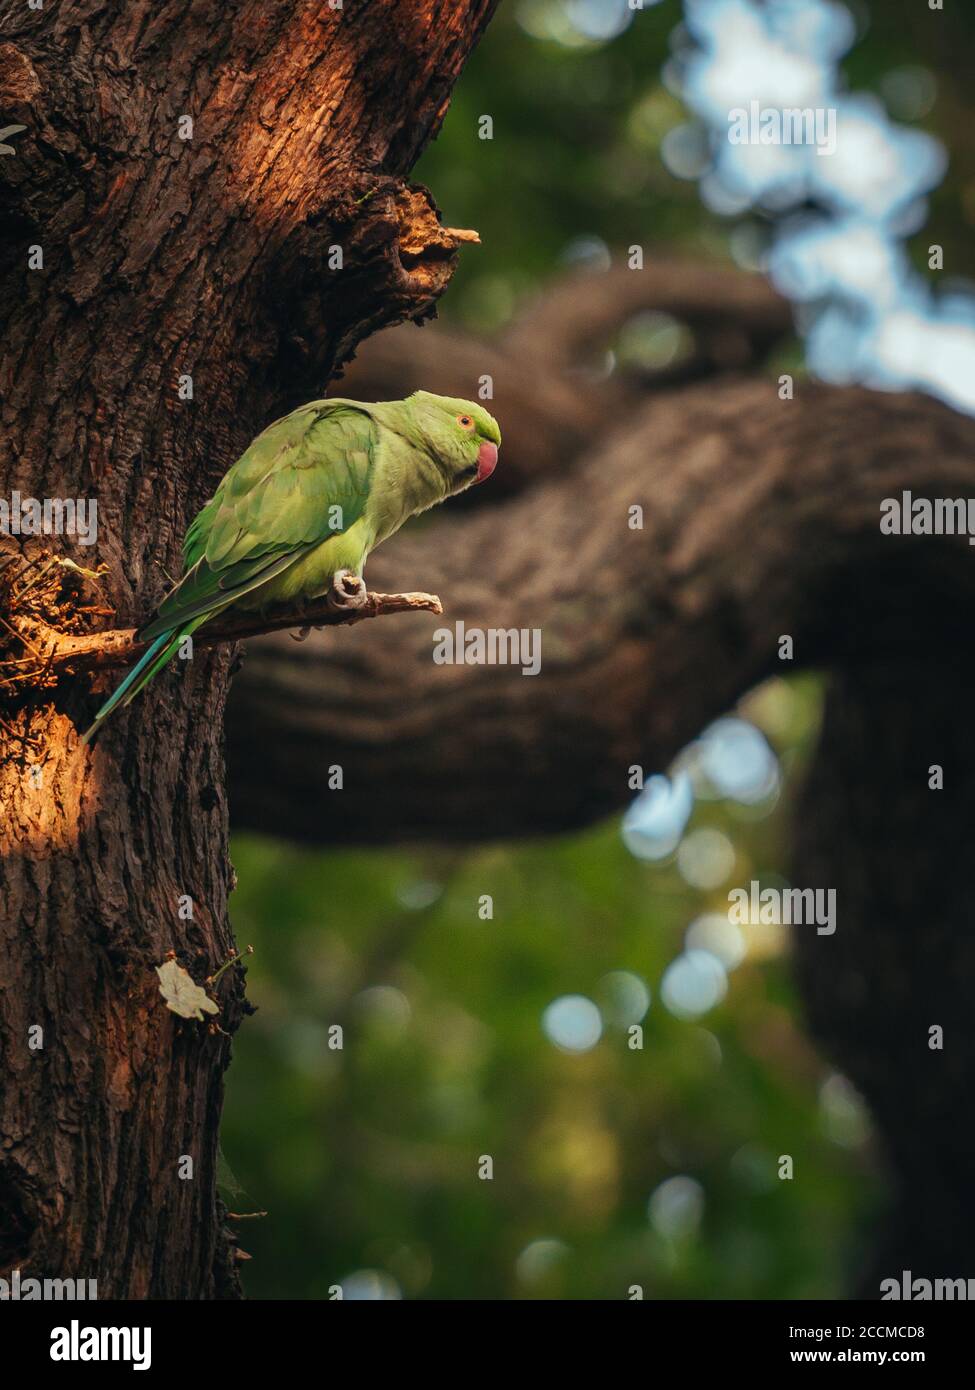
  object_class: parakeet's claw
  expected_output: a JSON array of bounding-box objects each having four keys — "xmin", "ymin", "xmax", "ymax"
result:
[
  {"xmin": 290, "ymin": 626, "xmax": 312, "ymax": 641},
  {"xmin": 327, "ymin": 569, "xmax": 367, "ymax": 611}
]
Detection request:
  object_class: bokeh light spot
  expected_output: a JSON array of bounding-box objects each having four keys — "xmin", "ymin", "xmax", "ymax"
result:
[{"xmin": 542, "ymin": 994, "xmax": 603, "ymax": 1052}]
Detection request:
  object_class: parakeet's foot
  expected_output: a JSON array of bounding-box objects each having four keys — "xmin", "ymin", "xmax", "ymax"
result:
[
  {"xmin": 327, "ymin": 569, "xmax": 367, "ymax": 611},
  {"xmin": 291, "ymin": 626, "xmax": 312, "ymax": 641}
]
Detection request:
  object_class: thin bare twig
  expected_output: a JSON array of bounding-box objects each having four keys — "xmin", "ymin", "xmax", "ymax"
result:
[{"xmin": 8, "ymin": 590, "xmax": 444, "ymax": 679}]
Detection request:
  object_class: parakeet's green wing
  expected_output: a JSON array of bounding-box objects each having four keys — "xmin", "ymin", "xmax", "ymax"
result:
[{"xmin": 139, "ymin": 402, "xmax": 377, "ymax": 640}]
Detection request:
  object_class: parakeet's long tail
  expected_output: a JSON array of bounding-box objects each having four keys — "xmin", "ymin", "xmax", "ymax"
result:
[
  {"xmin": 80, "ymin": 546, "xmax": 307, "ymax": 743},
  {"xmin": 80, "ymin": 617, "xmax": 206, "ymax": 743}
]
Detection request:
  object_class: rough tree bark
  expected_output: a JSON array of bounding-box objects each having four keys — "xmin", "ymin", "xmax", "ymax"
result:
[
  {"xmin": 0, "ymin": 0, "xmax": 497, "ymax": 1298},
  {"xmin": 226, "ymin": 288, "xmax": 975, "ymax": 1285}
]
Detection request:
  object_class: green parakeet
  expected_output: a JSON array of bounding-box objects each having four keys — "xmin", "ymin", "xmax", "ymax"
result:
[{"xmin": 82, "ymin": 391, "xmax": 501, "ymax": 741}]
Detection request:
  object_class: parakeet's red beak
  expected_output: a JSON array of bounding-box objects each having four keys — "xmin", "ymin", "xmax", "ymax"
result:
[{"xmin": 476, "ymin": 441, "xmax": 498, "ymax": 483}]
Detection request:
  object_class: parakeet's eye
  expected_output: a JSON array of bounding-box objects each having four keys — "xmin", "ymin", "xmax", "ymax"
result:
[{"xmin": 456, "ymin": 414, "xmax": 474, "ymax": 430}]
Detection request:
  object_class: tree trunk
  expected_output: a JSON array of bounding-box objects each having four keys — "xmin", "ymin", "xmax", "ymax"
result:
[
  {"xmin": 0, "ymin": 0, "xmax": 497, "ymax": 1299},
  {"xmin": 794, "ymin": 654, "xmax": 975, "ymax": 1292}
]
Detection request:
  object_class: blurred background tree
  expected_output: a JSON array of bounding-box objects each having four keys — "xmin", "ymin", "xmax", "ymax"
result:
[{"xmin": 221, "ymin": 0, "xmax": 975, "ymax": 1299}]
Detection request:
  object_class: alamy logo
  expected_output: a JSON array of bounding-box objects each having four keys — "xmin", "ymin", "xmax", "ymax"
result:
[
  {"xmin": 880, "ymin": 491, "xmax": 975, "ymax": 545},
  {"xmin": 0, "ymin": 492, "xmax": 98, "ymax": 545},
  {"xmin": 0, "ymin": 1268, "xmax": 97, "ymax": 1300},
  {"xmin": 50, "ymin": 1320, "xmax": 151, "ymax": 1371},
  {"xmin": 727, "ymin": 100, "xmax": 837, "ymax": 156},
  {"xmin": 432, "ymin": 620, "xmax": 541, "ymax": 676},
  {"xmin": 728, "ymin": 880, "xmax": 836, "ymax": 935},
  {"xmin": 881, "ymin": 1271, "xmax": 975, "ymax": 1300}
]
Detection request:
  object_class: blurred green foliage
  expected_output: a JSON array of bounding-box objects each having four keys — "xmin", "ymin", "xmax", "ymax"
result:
[
  {"xmin": 416, "ymin": 0, "xmax": 711, "ymax": 331},
  {"xmin": 221, "ymin": 1, "xmax": 973, "ymax": 1298},
  {"xmin": 224, "ymin": 677, "xmax": 883, "ymax": 1299},
  {"xmin": 416, "ymin": 0, "xmax": 974, "ymax": 330}
]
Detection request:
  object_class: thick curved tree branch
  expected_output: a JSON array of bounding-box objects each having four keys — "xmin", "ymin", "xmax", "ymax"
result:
[
  {"xmin": 226, "ymin": 378, "xmax": 975, "ymax": 845},
  {"xmin": 335, "ymin": 260, "xmax": 795, "ymax": 495},
  {"xmin": 502, "ymin": 259, "xmax": 793, "ymax": 373}
]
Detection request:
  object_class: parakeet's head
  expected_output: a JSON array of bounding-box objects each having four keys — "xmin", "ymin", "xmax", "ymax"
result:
[{"xmin": 403, "ymin": 391, "xmax": 501, "ymax": 494}]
